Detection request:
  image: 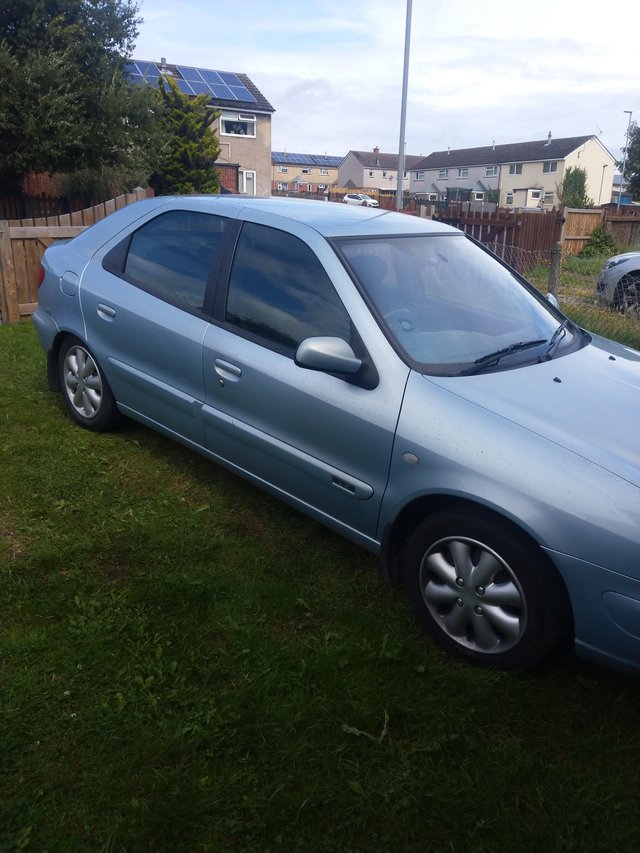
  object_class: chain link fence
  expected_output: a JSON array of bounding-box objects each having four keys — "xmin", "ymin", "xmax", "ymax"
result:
[{"xmin": 483, "ymin": 240, "xmax": 640, "ymax": 348}]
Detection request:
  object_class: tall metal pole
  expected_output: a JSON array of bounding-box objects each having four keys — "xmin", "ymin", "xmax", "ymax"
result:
[
  {"xmin": 617, "ymin": 110, "xmax": 633, "ymax": 211},
  {"xmin": 396, "ymin": 0, "xmax": 412, "ymax": 211}
]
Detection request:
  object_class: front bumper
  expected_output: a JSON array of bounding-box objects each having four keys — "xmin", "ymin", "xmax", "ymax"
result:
[{"xmin": 545, "ymin": 548, "xmax": 640, "ymax": 677}]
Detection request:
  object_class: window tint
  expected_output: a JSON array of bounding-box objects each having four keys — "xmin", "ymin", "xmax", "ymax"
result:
[
  {"xmin": 124, "ymin": 210, "xmax": 228, "ymax": 308},
  {"xmin": 226, "ymin": 222, "xmax": 351, "ymax": 352}
]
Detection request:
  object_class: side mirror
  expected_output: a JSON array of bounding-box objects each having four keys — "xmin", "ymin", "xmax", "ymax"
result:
[
  {"xmin": 295, "ymin": 337, "xmax": 362, "ymax": 374},
  {"xmin": 546, "ymin": 292, "xmax": 559, "ymax": 309}
]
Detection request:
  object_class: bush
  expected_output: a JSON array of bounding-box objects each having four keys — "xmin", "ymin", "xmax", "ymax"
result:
[{"xmin": 578, "ymin": 225, "xmax": 618, "ymax": 258}]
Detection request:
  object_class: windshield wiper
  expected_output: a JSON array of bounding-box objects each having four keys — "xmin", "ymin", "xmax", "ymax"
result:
[
  {"xmin": 543, "ymin": 318, "xmax": 571, "ymax": 360},
  {"xmin": 460, "ymin": 339, "xmax": 547, "ymax": 376}
]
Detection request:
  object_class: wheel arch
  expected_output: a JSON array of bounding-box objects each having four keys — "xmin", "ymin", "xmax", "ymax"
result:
[{"xmin": 380, "ymin": 494, "xmax": 570, "ymax": 603}]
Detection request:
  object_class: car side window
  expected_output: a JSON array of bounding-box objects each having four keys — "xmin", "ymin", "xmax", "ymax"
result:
[
  {"xmin": 122, "ymin": 210, "xmax": 228, "ymax": 309},
  {"xmin": 226, "ymin": 222, "xmax": 351, "ymax": 353}
]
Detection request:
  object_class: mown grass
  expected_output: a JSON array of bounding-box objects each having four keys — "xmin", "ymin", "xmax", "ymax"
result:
[{"xmin": 1, "ymin": 321, "xmax": 639, "ymax": 853}]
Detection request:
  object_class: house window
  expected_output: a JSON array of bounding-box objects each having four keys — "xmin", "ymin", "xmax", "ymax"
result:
[
  {"xmin": 320, "ymin": 169, "xmax": 329, "ymax": 176},
  {"xmin": 509, "ymin": 164, "xmax": 522, "ymax": 175},
  {"xmin": 427, "ymin": 193, "xmax": 437, "ymax": 201},
  {"xmin": 458, "ymin": 168, "xmax": 469, "ymax": 178},
  {"xmin": 368, "ymin": 170, "xmax": 374, "ymax": 177},
  {"xmin": 543, "ymin": 161, "xmax": 558, "ymax": 173},
  {"xmin": 415, "ymin": 171, "xmax": 425, "ymax": 181},
  {"xmin": 221, "ymin": 113, "xmax": 256, "ymax": 137},
  {"xmin": 485, "ymin": 165, "xmax": 497, "ymax": 177},
  {"xmin": 277, "ymin": 182, "xmax": 288, "ymax": 191},
  {"xmin": 506, "ymin": 192, "xmax": 514, "ymax": 205},
  {"xmin": 438, "ymin": 169, "xmax": 449, "ymax": 179},
  {"xmin": 382, "ymin": 170, "xmax": 387, "ymax": 178},
  {"xmin": 278, "ymin": 166, "xmax": 288, "ymax": 173},
  {"xmin": 530, "ymin": 190, "xmax": 542, "ymax": 200},
  {"xmin": 474, "ymin": 192, "xmax": 485, "ymax": 201},
  {"xmin": 302, "ymin": 167, "xmax": 312, "ymax": 174},
  {"xmin": 544, "ymin": 191, "xmax": 554, "ymax": 204}
]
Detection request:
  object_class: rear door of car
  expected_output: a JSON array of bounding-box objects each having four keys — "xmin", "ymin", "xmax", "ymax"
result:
[
  {"xmin": 80, "ymin": 205, "xmax": 237, "ymax": 446},
  {"xmin": 201, "ymin": 212, "xmax": 409, "ymax": 543}
]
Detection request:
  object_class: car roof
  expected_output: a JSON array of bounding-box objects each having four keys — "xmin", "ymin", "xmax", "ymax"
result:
[
  {"xmin": 177, "ymin": 195, "xmax": 459, "ymax": 238},
  {"xmin": 68, "ymin": 195, "xmax": 460, "ymax": 249}
]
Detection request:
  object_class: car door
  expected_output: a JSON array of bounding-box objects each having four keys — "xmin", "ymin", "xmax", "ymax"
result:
[
  {"xmin": 201, "ymin": 215, "xmax": 410, "ymax": 544},
  {"xmin": 80, "ymin": 208, "xmax": 232, "ymax": 446}
]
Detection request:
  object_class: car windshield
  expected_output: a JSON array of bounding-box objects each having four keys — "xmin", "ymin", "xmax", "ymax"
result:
[{"xmin": 337, "ymin": 233, "xmax": 573, "ymax": 375}]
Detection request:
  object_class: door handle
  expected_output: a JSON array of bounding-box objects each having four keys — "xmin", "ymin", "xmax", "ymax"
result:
[
  {"xmin": 97, "ymin": 303, "xmax": 116, "ymax": 320},
  {"xmin": 214, "ymin": 358, "xmax": 242, "ymax": 382}
]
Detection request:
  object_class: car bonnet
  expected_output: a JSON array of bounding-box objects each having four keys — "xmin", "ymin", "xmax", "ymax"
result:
[{"xmin": 425, "ymin": 335, "xmax": 640, "ymax": 487}]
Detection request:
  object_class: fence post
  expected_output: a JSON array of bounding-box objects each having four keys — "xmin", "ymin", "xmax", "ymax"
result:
[{"xmin": 547, "ymin": 241, "xmax": 562, "ymax": 297}]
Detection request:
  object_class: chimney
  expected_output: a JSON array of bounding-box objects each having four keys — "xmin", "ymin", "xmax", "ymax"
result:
[
  {"xmin": 373, "ymin": 146, "xmax": 379, "ymax": 155},
  {"xmin": 545, "ymin": 131, "xmax": 552, "ymax": 146}
]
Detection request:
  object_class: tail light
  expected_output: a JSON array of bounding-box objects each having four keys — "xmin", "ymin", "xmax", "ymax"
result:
[{"xmin": 37, "ymin": 263, "xmax": 45, "ymax": 287}]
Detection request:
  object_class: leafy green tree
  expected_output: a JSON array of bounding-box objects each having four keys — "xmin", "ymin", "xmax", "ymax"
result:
[
  {"xmin": 620, "ymin": 121, "xmax": 640, "ymax": 201},
  {"xmin": 149, "ymin": 76, "xmax": 220, "ymax": 195},
  {"xmin": 0, "ymin": 0, "xmax": 165, "ymax": 195},
  {"xmin": 558, "ymin": 166, "xmax": 593, "ymax": 209}
]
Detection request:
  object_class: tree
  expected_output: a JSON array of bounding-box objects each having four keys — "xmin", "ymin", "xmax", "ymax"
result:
[
  {"xmin": 0, "ymin": 0, "xmax": 165, "ymax": 195},
  {"xmin": 620, "ymin": 120, "xmax": 640, "ymax": 201},
  {"xmin": 149, "ymin": 76, "xmax": 220, "ymax": 195},
  {"xmin": 557, "ymin": 166, "xmax": 593, "ymax": 209}
]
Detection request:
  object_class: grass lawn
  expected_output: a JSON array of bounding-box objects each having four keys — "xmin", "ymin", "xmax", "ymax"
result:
[{"xmin": 1, "ymin": 304, "xmax": 639, "ymax": 852}]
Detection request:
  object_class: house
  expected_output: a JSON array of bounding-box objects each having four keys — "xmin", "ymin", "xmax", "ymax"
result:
[
  {"xmin": 271, "ymin": 152, "xmax": 343, "ymax": 194},
  {"xmin": 410, "ymin": 135, "xmax": 615, "ymax": 208},
  {"xmin": 125, "ymin": 58, "xmax": 275, "ymax": 196},
  {"xmin": 338, "ymin": 148, "xmax": 423, "ymax": 192}
]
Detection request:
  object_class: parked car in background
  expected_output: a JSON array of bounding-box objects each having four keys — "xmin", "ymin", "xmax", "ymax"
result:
[
  {"xmin": 596, "ymin": 251, "xmax": 640, "ymax": 315},
  {"xmin": 343, "ymin": 192, "xmax": 379, "ymax": 207},
  {"xmin": 33, "ymin": 196, "xmax": 640, "ymax": 676}
]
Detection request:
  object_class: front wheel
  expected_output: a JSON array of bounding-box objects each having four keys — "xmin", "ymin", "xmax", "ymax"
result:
[
  {"xmin": 404, "ymin": 508, "xmax": 571, "ymax": 671},
  {"xmin": 613, "ymin": 273, "xmax": 640, "ymax": 316},
  {"xmin": 57, "ymin": 336, "xmax": 121, "ymax": 431}
]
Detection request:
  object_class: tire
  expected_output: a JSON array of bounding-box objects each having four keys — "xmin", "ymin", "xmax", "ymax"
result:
[
  {"xmin": 58, "ymin": 336, "xmax": 121, "ymax": 431},
  {"xmin": 612, "ymin": 272, "xmax": 640, "ymax": 316},
  {"xmin": 404, "ymin": 507, "xmax": 571, "ymax": 671}
]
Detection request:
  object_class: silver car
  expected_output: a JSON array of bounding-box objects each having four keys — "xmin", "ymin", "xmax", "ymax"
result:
[
  {"xmin": 33, "ymin": 197, "xmax": 640, "ymax": 675},
  {"xmin": 596, "ymin": 251, "xmax": 640, "ymax": 315},
  {"xmin": 343, "ymin": 193, "xmax": 379, "ymax": 207}
]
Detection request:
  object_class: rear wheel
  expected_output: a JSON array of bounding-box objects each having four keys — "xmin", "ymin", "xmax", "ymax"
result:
[
  {"xmin": 58, "ymin": 336, "xmax": 121, "ymax": 431},
  {"xmin": 404, "ymin": 508, "xmax": 571, "ymax": 671},
  {"xmin": 612, "ymin": 272, "xmax": 640, "ymax": 316}
]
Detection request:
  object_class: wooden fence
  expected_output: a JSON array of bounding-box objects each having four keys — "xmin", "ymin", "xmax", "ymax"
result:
[{"xmin": 0, "ymin": 187, "xmax": 153, "ymax": 324}]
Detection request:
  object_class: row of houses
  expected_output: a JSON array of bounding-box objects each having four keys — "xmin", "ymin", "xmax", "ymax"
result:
[
  {"xmin": 274, "ymin": 136, "xmax": 626, "ymax": 210},
  {"xmin": 27, "ymin": 57, "xmax": 629, "ymax": 211}
]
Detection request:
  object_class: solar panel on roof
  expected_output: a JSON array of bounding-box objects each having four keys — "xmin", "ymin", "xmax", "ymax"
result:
[
  {"xmin": 125, "ymin": 61, "xmax": 257, "ymax": 104},
  {"xmin": 189, "ymin": 81, "xmax": 211, "ymax": 96},
  {"xmin": 137, "ymin": 61, "xmax": 160, "ymax": 78},
  {"xmin": 176, "ymin": 65, "xmax": 203, "ymax": 82},
  {"xmin": 174, "ymin": 79, "xmax": 195, "ymax": 96}
]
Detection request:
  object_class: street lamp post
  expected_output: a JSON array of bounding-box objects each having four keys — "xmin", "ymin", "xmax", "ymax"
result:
[
  {"xmin": 396, "ymin": 0, "xmax": 412, "ymax": 211},
  {"xmin": 617, "ymin": 110, "xmax": 633, "ymax": 211}
]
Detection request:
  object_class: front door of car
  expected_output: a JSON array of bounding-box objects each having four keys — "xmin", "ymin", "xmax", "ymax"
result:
[
  {"xmin": 82, "ymin": 209, "xmax": 231, "ymax": 446},
  {"xmin": 201, "ymin": 219, "xmax": 409, "ymax": 543}
]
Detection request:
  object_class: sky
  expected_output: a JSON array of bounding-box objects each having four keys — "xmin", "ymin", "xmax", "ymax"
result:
[{"xmin": 132, "ymin": 0, "xmax": 639, "ymax": 165}]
